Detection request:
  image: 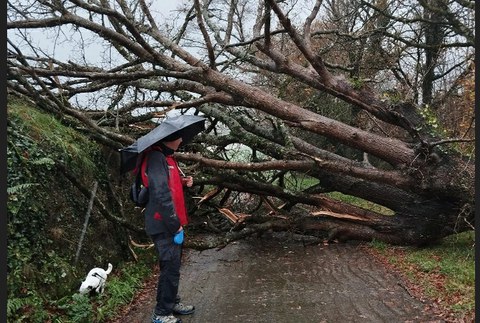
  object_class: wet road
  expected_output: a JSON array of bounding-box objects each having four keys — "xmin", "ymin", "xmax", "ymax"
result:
[{"xmin": 119, "ymin": 234, "xmax": 441, "ymax": 323}]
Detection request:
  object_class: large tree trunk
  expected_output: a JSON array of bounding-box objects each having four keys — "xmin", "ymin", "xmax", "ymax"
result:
[{"xmin": 178, "ymin": 149, "xmax": 473, "ymax": 246}]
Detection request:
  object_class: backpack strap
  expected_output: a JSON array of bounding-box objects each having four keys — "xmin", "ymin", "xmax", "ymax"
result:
[{"xmin": 140, "ymin": 153, "xmax": 149, "ymax": 188}]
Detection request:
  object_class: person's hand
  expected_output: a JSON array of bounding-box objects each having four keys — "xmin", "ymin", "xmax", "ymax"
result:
[{"xmin": 182, "ymin": 176, "xmax": 193, "ymax": 187}]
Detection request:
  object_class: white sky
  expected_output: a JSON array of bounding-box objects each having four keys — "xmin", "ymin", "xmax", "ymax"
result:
[{"xmin": 7, "ymin": 0, "xmax": 188, "ymax": 63}]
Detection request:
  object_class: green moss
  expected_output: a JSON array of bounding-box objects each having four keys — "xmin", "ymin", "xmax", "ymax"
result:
[{"xmin": 8, "ymin": 97, "xmax": 98, "ymax": 176}]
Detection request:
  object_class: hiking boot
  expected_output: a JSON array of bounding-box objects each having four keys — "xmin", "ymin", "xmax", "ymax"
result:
[
  {"xmin": 151, "ymin": 314, "xmax": 182, "ymax": 323},
  {"xmin": 172, "ymin": 302, "xmax": 195, "ymax": 315}
]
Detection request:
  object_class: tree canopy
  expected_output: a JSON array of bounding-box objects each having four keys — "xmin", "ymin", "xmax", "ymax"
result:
[{"xmin": 7, "ymin": 0, "xmax": 475, "ymax": 246}]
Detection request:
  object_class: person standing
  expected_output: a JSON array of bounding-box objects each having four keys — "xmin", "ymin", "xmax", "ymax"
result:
[{"xmin": 142, "ymin": 132, "xmax": 195, "ymax": 323}]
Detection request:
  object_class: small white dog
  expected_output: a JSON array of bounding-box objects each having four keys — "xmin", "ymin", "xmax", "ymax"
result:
[{"xmin": 79, "ymin": 263, "xmax": 113, "ymax": 295}]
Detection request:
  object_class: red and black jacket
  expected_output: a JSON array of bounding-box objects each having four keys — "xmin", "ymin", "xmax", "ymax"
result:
[{"xmin": 139, "ymin": 145, "xmax": 188, "ymax": 237}]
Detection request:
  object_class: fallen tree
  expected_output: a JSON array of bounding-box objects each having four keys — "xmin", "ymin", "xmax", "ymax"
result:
[{"xmin": 7, "ymin": 0, "xmax": 474, "ymax": 246}]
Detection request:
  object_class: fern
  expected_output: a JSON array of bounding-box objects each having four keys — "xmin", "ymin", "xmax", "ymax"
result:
[
  {"xmin": 30, "ymin": 157, "xmax": 55, "ymax": 166},
  {"xmin": 7, "ymin": 183, "xmax": 39, "ymax": 195},
  {"xmin": 57, "ymin": 293, "xmax": 93, "ymax": 323},
  {"xmin": 7, "ymin": 297, "xmax": 28, "ymax": 317}
]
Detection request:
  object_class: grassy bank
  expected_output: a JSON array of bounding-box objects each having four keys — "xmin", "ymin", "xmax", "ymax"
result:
[
  {"xmin": 368, "ymin": 231, "xmax": 475, "ymax": 322},
  {"xmin": 37, "ymin": 249, "xmax": 156, "ymax": 322},
  {"xmin": 7, "ymin": 98, "xmax": 144, "ymax": 322}
]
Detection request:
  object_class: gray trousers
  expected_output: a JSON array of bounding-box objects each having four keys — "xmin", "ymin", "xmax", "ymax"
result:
[{"xmin": 152, "ymin": 234, "xmax": 182, "ymax": 315}]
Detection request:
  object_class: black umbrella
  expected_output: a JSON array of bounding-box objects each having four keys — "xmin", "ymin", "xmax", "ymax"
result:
[{"xmin": 120, "ymin": 115, "xmax": 206, "ymax": 174}]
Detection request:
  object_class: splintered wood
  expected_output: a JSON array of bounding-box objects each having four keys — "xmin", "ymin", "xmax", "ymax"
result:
[
  {"xmin": 311, "ymin": 210, "xmax": 367, "ymax": 222},
  {"xmin": 196, "ymin": 187, "xmax": 222, "ymax": 205},
  {"xmin": 218, "ymin": 208, "xmax": 250, "ymax": 224}
]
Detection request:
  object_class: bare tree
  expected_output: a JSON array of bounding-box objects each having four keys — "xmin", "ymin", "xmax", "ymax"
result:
[{"xmin": 7, "ymin": 0, "xmax": 474, "ymax": 247}]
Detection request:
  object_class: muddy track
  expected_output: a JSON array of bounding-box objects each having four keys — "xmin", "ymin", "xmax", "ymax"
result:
[{"xmin": 111, "ymin": 234, "xmax": 443, "ymax": 323}]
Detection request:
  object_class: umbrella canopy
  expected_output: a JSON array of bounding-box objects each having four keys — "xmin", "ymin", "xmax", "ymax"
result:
[{"xmin": 120, "ymin": 115, "xmax": 205, "ymax": 174}]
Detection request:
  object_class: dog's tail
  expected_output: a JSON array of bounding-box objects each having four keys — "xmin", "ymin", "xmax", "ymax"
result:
[{"xmin": 105, "ymin": 263, "xmax": 113, "ymax": 274}]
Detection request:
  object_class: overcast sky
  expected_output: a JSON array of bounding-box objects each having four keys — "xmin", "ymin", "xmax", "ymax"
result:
[{"xmin": 8, "ymin": 0, "xmax": 187, "ymax": 63}]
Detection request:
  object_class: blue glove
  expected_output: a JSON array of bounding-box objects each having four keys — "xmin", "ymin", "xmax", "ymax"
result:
[{"xmin": 173, "ymin": 230, "xmax": 184, "ymax": 245}]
